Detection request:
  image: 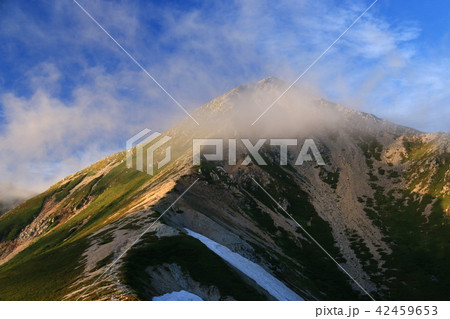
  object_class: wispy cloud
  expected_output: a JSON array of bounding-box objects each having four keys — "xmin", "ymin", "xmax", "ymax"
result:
[{"xmin": 0, "ymin": 64, "xmax": 177, "ymax": 192}]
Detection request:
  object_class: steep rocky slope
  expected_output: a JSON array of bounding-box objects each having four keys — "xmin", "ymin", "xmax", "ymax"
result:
[{"xmin": 0, "ymin": 78, "xmax": 448, "ymax": 301}]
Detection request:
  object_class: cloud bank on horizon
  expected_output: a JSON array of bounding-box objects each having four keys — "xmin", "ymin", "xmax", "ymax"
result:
[{"xmin": 0, "ymin": 0, "xmax": 449, "ymax": 196}]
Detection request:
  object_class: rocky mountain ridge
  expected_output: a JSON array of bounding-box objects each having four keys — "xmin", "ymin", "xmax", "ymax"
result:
[{"xmin": 0, "ymin": 77, "xmax": 448, "ymax": 300}]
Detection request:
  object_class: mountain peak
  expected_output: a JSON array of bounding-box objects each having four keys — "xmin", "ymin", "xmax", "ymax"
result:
[{"xmin": 256, "ymin": 76, "xmax": 289, "ymax": 87}]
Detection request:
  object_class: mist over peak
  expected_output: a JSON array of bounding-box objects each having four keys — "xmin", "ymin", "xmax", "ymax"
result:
[
  {"xmin": 182, "ymin": 77, "xmax": 419, "ymax": 141},
  {"xmin": 256, "ymin": 76, "xmax": 289, "ymax": 87}
]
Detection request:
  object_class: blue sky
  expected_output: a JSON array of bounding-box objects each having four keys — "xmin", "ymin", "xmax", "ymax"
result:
[{"xmin": 0, "ymin": 0, "xmax": 449, "ymax": 195}]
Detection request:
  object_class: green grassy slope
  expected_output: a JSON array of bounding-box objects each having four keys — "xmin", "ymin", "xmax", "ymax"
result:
[
  {"xmin": 0, "ymin": 153, "xmax": 153, "ymax": 300},
  {"xmin": 356, "ymin": 136, "xmax": 450, "ymax": 300}
]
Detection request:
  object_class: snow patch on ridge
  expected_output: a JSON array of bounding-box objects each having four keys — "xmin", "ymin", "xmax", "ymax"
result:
[
  {"xmin": 184, "ymin": 228, "xmax": 303, "ymax": 301},
  {"xmin": 153, "ymin": 290, "xmax": 203, "ymax": 301}
]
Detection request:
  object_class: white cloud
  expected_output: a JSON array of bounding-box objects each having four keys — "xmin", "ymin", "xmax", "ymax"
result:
[{"xmin": 0, "ymin": 64, "xmax": 182, "ymax": 194}]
